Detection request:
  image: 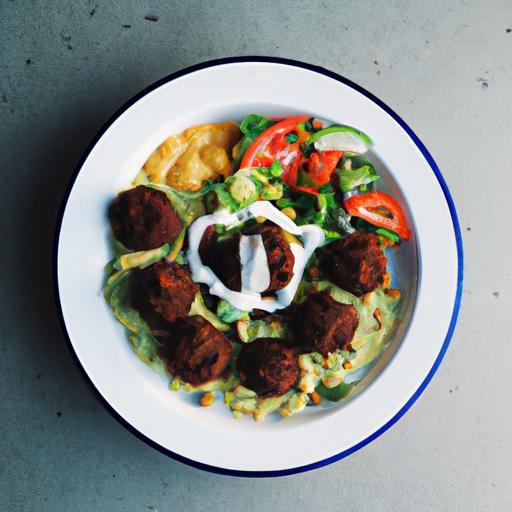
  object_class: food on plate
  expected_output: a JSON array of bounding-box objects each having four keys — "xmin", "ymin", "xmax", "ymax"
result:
[
  {"xmin": 298, "ymin": 291, "xmax": 359, "ymax": 356},
  {"xmin": 143, "ymin": 122, "xmax": 241, "ymax": 190},
  {"xmin": 108, "ymin": 185, "xmax": 182, "ymax": 250},
  {"xmin": 237, "ymin": 338, "xmax": 299, "ymax": 396},
  {"xmin": 319, "ymin": 230, "xmax": 387, "ymax": 296},
  {"xmin": 198, "ymin": 225, "xmax": 242, "ymax": 291},
  {"xmin": 104, "ymin": 113, "xmax": 411, "ymax": 421},
  {"xmin": 134, "ymin": 260, "xmax": 199, "ymax": 323},
  {"xmin": 159, "ymin": 316, "xmax": 232, "ymax": 386},
  {"xmin": 258, "ymin": 225, "xmax": 295, "ymax": 292}
]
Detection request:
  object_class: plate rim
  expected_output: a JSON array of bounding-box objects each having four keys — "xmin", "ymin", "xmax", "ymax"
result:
[{"xmin": 53, "ymin": 56, "xmax": 463, "ymax": 478}]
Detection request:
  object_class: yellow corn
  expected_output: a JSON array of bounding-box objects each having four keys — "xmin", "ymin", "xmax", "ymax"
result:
[
  {"xmin": 387, "ymin": 288, "xmax": 401, "ymax": 300},
  {"xmin": 256, "ymin": 216, "xmax": 266, "ymax": 224},
  {"xmin": 309, "ymin": 391, "xmax": 321, "ymax": 405},
  {"xmin": 199, "ymin": 391, "xmax": 215, "ymax": 407},
  {"xmin": 281, "ymin": 229, "xmax": 303, "ymax": 247},
  {"xmin": 281, "ymin": 207, "xmax": 297, "ymax": 220}
]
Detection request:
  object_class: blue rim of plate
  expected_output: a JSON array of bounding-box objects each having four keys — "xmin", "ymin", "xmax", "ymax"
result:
[{"xmin": 53, "ymin": 56, "xmax": 463, "ymax": 478}]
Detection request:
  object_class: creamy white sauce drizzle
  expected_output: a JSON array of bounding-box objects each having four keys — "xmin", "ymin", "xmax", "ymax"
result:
[
  {"xmin": 187, "ymin": 201, "xmax": 325, "ymax": 312},
  {"xmin": 239, "ymin": 234, "xmax": 270, "ymax": 294}
]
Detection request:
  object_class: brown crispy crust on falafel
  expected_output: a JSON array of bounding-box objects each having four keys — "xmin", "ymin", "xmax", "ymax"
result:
[
  {"xmin": 237, "ymin": 338, "xmax": 299, "ymax": 396},
  {"xmin": 108, "ymin": 185, "xmax": 182, "ymax": 251},
  {"xmin": 159, "ymin": 316, "xmax": 232, "ymax": 386},
  {"xmin": 298, "ymin": 291, "xmax": 359, "ymax": 356},
  {"xmin": 320, "ymin": 230, "xmax": 387, "ymax": 296}
]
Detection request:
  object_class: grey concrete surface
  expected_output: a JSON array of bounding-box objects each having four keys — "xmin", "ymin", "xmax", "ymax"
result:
[{"xmin": 1, "ymin": 1, "xmax": 511, "ymax": 510}]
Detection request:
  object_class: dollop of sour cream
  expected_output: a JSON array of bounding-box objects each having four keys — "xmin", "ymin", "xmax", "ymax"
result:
[{"xmin": 187, "ymin": 201, "xmax": 325, "ymax": 313}]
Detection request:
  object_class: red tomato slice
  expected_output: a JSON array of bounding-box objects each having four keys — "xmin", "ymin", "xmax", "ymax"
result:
[{"xmin": 344, "ymin": 191, "xmax": 411, "ymax": 240}]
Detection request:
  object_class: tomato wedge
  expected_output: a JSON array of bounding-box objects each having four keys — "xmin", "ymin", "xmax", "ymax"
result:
[
  {"xmin": 305, "ymin": 150, "xmax": 343, "ymax": 185},
  {"xmin": 240, "ymin": 115, "xmax": 310, "ymax": 169},
  {"xmin": 344, "ymin": 191, "xmax": 411, "ymax": 240},
  {"xmin": 281, "ymin": 150, "xmax": 318, "ymax": 195}
]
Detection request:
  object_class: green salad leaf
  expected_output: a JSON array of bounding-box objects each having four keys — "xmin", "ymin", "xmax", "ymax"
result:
[
  {"xmin": 103, "ymin": 269, "xmax": 166, "ymax": 375},
  {"xmin": 188, "ymin": 292, "xmax": 230, "ymax": 332},
  {"xmin": 240, "ymin": 114, "xmax": 275, "ymax": 140},
  {"xmin": 315, "ymin": 381, "xmax": 353, "ymax": 402},
  {"xmin": 232, "ymin": 114, "xmax": 275, "ymax": 169},
  {"xmin": 217, "ymin": 300, "xmax": 249, "ymax": 323}
]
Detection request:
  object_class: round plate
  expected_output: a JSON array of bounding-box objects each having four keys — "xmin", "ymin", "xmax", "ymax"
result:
[{"xmin": 54, "ymin": 57, "xmax": 463, "ymax": 476}]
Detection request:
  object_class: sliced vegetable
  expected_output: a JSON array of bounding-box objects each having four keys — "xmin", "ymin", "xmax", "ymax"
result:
[
  {"xmin": 114, "ymin": 243, "xmax": 170, "ymax": 270},
  {"xmin": 240, "ymin": 116, "xmax": 310, "ymax": 169},
  {"xmin": 217, "ymin": 300, "xmax": 249, "ymax": 323},
  {"xmin": 236, "ymin": 318, "xmax": 286, "ymax": 343},
  {"xmin": 225, "ymin": 167, "xmax": 283, "ymax": 207},
  {"xmin": 335, "ymin": 164, "xmax": 380, "ymax": 193},
  {"xmin": 375, "ymin": 227, "xmax": 400, "ymax": 244},
  {"xmin": 304, "ymin": 125, "xmax": 372, "ymax": 154},
  {"xmin": 240, "ymin": 114, "xmax": 275, "ymax": 140},
  {"xmin": 167, "ymin": 228, "xmax": 187, "ymax": 260},
  {"xmin": 315, "ymin": 186, "xmax": 354, "ymax": 237},
  {"xmin": 344, "ymin": 191, "xmax": 411, "ymax": 240},
  {"xmin": 188, "ymin": 292, "xmax": 230, "ymax": 331},
  {"xmin": 103, "ymin": 269, "xmax": 166, "ymax": 375},
  {"xmin": 315, "ymin": 381, "xmax": 353, "ymax": 402},
  {"xmin": 233, "ymin": 115, "xmax": 276, "ymax": 169},
  {"xmin": 303, "ymin": 150, "xmax": 343, "ymax": 186}
]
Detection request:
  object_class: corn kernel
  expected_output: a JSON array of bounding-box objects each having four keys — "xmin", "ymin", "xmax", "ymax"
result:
[
  {"xmin": 233, "ymin": 410, "xmax": 243, "ymax": 420},
  {"xmin": 281, "ymin": 207, "xmax": 297, "ymax": 220},
  {"xmin": 169, "ymin": 379, "xmax": 181, "ymax": 392},
  {"xmin": 256, "ymin": 216, "xmax": 266, "ymax": 224},
  {"xmin": 387, "ymin": 288, "xmax": 401, "ymax": 300},
  {"xmin": 199, "ymin": 391, "xmax": 215, "ymax": 407},
  {"xmin": 323, "ymin": 376, "xmax": 343, "ymax": 389},
  {"xmin": 309, "ymin": 391, "xmax": 321, "ymax": 405}
]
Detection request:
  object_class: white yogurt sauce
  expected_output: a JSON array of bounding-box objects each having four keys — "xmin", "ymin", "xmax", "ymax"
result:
[
  {"xmin": 239, "ymin": 234, "xmax": 270, "ymax": 294},
  {"xmin": 187, "ymin": 201, "xmax": 325, "ymax": 313}
]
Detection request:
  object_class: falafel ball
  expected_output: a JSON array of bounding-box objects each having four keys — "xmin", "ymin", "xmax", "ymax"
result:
[
  {"xmin": 134, "ymin": 259, "xmax": 199, "ymax": 323},
  {"xmin": 159, "ymin": 316, "xmax": 232, "ymax": 386},
  {"xmin": 199, "ymin": 225, "xmax": 241, "ymax": 291},
  {"xmin": 108, "ymin": 185, "xmax": 182, "ymax": 251},
  {"xmin": 298, "ymin": 291, "xmax": 359, "ymax": 356},
  {"xmin": 237, "ymin": 338, "xmax": 299, "ymax": 396},
  {"xmin": 259, "ymin": 225, "xmax": 295, "ymax": 292},
  {"xmin": 320, "ymin": 230, "xmax": 387, "ymax": 296}
]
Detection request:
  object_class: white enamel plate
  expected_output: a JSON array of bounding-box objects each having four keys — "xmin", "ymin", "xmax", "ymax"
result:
[{"xmin": 55, "ymin": 58, "xmax": 463, "ymax": 476}]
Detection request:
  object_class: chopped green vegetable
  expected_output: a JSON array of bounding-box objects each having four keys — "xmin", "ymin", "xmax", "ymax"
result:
[
  {"xmin": 240, "ymin": 114, "xmax": 275, "ymax": 140},
  {"xmin": 285, "ymin": 131, "xmax": 299, "ymax": 143},
  {"xmin": 315, "ymin": 381, "xmax": 353, "ymax": 401},
  {"xmin": 304, "ymin": 124, "xmax": 373, "ymax": 147},
  {"xmin": 226, "ymin": 167, "xmax": 283, "ymax": 207},
  {"xmin": 217, "ymin": 300, "xmax": 249, "ymax": 323},
  {"xmin": 236, "ymin": 318, "xmax": 286, "ymax": 343},
  {"xmin": 335, "ymin": 164, "xmax": 380, "ymax": 193},
  {"xmin": 189, "ymin": 292, "xmax": 230, "ymax": 331},
  {"xmin": 114, "ymin": 243, "xmax": 170, "ymax": 270},
  {"xmin": 270, "ymin": 160, "xmax": 284, "ymax": 177},
  {"xmin": 147, "ymin": 183, "xmax": 206, "ymax": 224},
  {"xmin": 375, "ymin": 227, "xmax": 401, "ymax": 244},
  {"xmin": 225, "ymin": 171, "xmax": 261, "ymax": 208},
  {"xmin": 103, "ymin": 269, "xmax": 166, "ymax": 375},
  {"xmin": 314, "ymin": 186, "xmax": 354, "ymax": 236}
]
